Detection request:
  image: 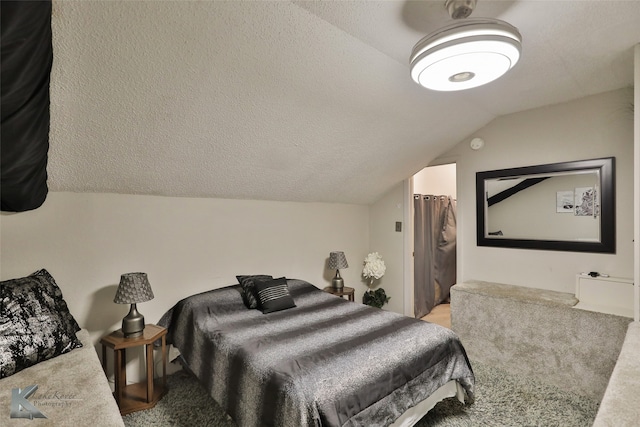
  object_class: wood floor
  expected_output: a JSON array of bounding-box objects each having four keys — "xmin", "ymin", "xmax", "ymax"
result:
[{"xmin": 421, "ymin": 303, "xmax": 451, "ymax": 329}]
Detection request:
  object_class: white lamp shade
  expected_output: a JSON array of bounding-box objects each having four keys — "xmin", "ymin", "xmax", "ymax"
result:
[{"xmin": 410, "ymin": 18, "xmax": 521, "ymax": 91}]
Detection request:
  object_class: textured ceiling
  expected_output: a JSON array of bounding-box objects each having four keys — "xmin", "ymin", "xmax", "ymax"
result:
[{"xmin": 48, "ymin": 1, "xmax": 640, "ymax": 205}]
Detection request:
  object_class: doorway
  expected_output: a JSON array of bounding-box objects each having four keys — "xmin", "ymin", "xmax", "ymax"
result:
[{"xmin": 411, "ymin": 163, "xmax": 457, "ymax": 319}]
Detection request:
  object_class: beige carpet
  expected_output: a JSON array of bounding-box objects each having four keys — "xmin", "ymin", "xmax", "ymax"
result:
[
  {"xmin": 123, "ymin": 358, "xmax": 599, "ymax": 427},
  {"xmin": 421, "ymin": 303, "xmax": 451, "ymax": 329},
  {"xmin": 451, "ymin": 282, "xmax": 632, "ymax": 401}
]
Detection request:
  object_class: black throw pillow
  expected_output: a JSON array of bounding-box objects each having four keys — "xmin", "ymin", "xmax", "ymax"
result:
[
  {"xmin": 0, "ymin": 269, "xmax": 83, "ymax": 378},
  {"xmin": 253, "ymin": 277, "xmax": 296, "ymax": 314}
]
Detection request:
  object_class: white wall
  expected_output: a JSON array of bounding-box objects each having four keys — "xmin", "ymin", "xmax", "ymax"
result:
[
  {"xmin": 368, "ymin": 183, "xmax": 405, "ymax": 314},
  {"xmin": 434, "ymin": 88, "xmax": 635, "ymax": 294},
  {"xmin": 0, "ymin": 192, "xmax": 369, "ymax": 344},
  {"xmin": 634, "ymin": 44, "xmax": 639, "ymax": 322},
  {"xmin": 413, "ymin": 164, "xmax": 457, "ymax": 198}
]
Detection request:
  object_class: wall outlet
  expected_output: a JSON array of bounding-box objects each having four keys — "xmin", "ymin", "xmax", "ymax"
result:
[{"xmin": 395, "ymin": 221, "xmax": 402, "ymax": 232}]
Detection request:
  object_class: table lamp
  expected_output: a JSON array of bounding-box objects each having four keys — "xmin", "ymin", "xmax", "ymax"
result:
[
  {"xmin": 328, "ymin": 251, "xmax": 348, "ymax": 290},
  {"xmin": 114, "ymin": 272, "xmax": 154, "ymax": 338}
]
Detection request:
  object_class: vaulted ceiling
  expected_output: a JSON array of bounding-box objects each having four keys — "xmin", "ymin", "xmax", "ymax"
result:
[{"xmin": 48, "ymin": 1, "xmax": 640, "ymax": 205}]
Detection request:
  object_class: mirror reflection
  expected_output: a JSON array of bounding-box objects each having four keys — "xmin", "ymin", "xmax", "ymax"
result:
[
  {"xmin": 485, "ymin": 170, "xmax": 600, "ymax": 241},
  {"xmin": 476, "ymin": 157, "xmax": 615, "ymax": 253}
]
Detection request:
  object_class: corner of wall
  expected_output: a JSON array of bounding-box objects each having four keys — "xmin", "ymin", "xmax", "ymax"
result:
[{"xmin": 368, "ymin": 182, "xmax": 405, "ymax": 314}]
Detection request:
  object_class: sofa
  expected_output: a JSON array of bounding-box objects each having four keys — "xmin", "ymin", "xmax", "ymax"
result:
[
  {"xmin": 593, "ymin": 321, "xmax": 640, "ymax": 426},
  {"xmin": 0, "ymin": 329, "xmax": 124, "ymax": 426},
  {"xmin": 0, "ymin": 269, "xmax": 124, "ymax": 426}
]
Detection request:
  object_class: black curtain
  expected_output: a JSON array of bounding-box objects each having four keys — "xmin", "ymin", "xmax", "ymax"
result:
[{"xmin": 1, "ymin": 0, "xmax": 52, "ymax": 212}]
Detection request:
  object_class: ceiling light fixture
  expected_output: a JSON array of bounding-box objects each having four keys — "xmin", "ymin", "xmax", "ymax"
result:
[{"xmin": 410, "ymin": 0, "xmax": 522, "ymax": 91}]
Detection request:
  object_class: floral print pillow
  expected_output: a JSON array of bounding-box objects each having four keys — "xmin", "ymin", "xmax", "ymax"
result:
[{"xmin": 0, "ymin": 269, "xmax": 82, "ymax": 378}]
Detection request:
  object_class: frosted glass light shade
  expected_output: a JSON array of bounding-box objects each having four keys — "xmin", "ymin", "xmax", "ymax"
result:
[{"xmin": 410, "ymin": 18, "xmax": 521, "ymax": 91}]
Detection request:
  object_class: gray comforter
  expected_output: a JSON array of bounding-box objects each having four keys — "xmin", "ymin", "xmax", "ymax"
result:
[{"xmin": 158, "ymin": 279, "xmax": 474, "ymax": 427}]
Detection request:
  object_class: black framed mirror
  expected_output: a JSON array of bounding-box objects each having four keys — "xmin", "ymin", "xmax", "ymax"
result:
[{"xmin": 476, "ymin": 157, "xmax": 615, "ymax": 253}]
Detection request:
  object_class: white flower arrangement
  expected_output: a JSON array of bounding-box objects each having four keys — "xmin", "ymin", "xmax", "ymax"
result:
[
  {"xmin": 362, "ymin": 252, "xmax": 390, "ymax": 307},
  {"xmin": 362, "ymin": 252, "xmax": 386, "ymax": 285}
]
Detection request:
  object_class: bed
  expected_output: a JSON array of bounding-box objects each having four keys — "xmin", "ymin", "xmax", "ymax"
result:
[{"xmin": 158, "ymin": 278, "xmax": 474, "ymax": 427}]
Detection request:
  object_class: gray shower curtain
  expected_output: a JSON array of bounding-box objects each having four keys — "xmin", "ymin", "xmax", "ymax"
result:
[{"xmin": 414, "ymin": 195, "xmax": 457, "ymax": 318}]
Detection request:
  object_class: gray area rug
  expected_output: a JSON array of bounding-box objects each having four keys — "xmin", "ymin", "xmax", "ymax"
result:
[{"xmin": 123, "ymin": 360, "xmax": 599, "ymax": 426}]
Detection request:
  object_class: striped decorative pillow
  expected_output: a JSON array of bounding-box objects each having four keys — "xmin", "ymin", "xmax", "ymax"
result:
[
  {"xmin": 237, "ymin": 275, "xmax": 272, "ymax": 309},
  {"xmin": 254, "ymin": 277, "xmax": 296, "ymax": 314}
]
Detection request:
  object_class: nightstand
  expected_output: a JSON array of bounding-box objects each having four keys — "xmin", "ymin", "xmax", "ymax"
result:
[
  {"xmin": 323, "ymin": 286, "xmax": 355, "ymax": 302},
  {"xmin": 100, "ymin": 324, "xmax": 167, "ymax": 415}
]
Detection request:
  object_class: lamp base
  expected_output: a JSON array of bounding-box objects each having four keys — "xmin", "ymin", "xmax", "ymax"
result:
[
  {"xmin": 332, "ymin": 270, "xmax": 344, "ymax": 290},
  {"xmin": 122, "ymin": 303, "xmax": 145, "ymax": 338}
]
